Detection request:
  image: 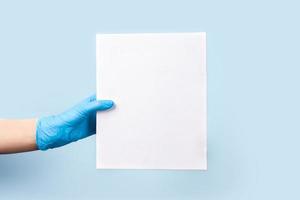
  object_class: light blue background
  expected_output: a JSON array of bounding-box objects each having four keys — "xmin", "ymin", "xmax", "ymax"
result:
[{"xmin": 0, "ymin": 0, "xmax": 299, "ymax": 199}]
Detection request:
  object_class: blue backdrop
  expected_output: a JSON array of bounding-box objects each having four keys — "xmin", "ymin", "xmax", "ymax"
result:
[{"xmin": 0, "ymin": 0, "xmax": 299, "ymax": 199}]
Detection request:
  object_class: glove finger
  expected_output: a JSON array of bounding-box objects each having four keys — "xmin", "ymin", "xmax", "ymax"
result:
[
  {"xmin": 85, "ymin": 100, "xmax": 114, "ymax": 113},
  {"xmin": 63, "ymin": 94, "xmax": 96, "ymax": 116}
]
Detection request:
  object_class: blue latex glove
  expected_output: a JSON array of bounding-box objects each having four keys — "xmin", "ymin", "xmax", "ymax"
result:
[{"xmin": 36, "ymin": 94, "xmax": 114, "ymax": 150}]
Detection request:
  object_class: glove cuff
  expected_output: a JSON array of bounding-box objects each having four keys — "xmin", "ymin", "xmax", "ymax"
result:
[{"xmin": 36, "ymin": 118, "xmax": 49, "ymax": 151}]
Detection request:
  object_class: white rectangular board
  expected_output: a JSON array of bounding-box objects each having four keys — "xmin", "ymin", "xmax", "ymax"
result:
[{"xmin": 96, "ymin": 32, "xmax": 207, "ymax": 170}]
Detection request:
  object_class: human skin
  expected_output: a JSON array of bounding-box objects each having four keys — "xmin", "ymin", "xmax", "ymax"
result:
[{"xmin": 0, "ymin": 119, "xmax": 37, "ymax": 154}]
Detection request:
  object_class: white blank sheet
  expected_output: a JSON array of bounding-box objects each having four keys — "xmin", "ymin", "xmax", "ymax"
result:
[{"xmin": 96, "ymin": 32, "xmax": 207, "ymax": 170}]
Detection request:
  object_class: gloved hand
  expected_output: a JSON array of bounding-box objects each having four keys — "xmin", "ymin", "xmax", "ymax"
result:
[{"xmin": 36, "ymin": 94, "xmax": 114, "ymax": 150}]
